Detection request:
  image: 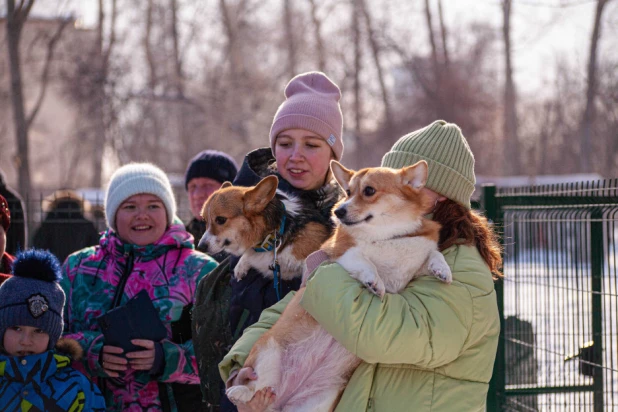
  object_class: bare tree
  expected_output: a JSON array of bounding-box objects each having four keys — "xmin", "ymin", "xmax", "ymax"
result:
[
  {"xmin": 359, "ymin": 0, "xmax": 392, "ymax": 131},
  {"xmin": 6, "ymin": 0, "xmax": 69, "ymax": 200},
  {"xmin": 424, "ymin": 0, "xmax": 440, "ymax": 79},
  {"xmin": 6, "ymin": 0, "xmax": 35, "ymax": 200},
  {"xmin": 307, "ymin": 0, "xmax": 326, "ymax": 72},
  {"xmin": 437, "ymin": 0, "xmax": 449, "ymax": 70},
  {"xmin": 502, "ymin": 0, "xmax": 521, "ymax": 175},
  {"xmin": 283, "ymin": 0, "xmax": 297, "ymax": 78},
  {"xmin": 352, "ymin": 0, "xmax": 362, "ymax": 135},
  {"xmin": 144, "ymin": 0, "xmax": 157, "ymax": 91},
  {"xmin": 90, "ymin": 0, "xmax": 118, "ymax": 187},
  {"xmin": 580, "ymin": 0, "xmax": 610, "ymax": 173}
]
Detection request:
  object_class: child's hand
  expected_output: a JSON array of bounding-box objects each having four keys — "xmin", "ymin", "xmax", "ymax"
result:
[
  {"xmin": 101, "ymin": 345, "xmax": 127, "ymax": 377},
  {"xmin": 126, "ymin": 339, "xmax": 156, "ymax": 371},
  {"xmin": 237, "ymin": 387, "xmax": 276, "ymax": 412}
]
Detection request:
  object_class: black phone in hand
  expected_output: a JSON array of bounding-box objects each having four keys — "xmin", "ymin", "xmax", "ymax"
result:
[{"xmin": 97, "ymin": 290, "xmax": 168, "ymax": 353}]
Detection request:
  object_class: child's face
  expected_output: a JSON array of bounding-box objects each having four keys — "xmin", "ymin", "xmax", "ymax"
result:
[{"xmin": 3, "ymin": 325, "xmax": 49, "ymax": 356}]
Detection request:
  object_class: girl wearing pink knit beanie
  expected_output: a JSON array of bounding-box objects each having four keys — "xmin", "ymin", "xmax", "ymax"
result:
[
  {"xmin": 192, "ymin": 71, "xmax": 346, "ymax": 411},
  {"xmin": 269, "ymin": 71, "xmax": 344, "ymax": 191}
]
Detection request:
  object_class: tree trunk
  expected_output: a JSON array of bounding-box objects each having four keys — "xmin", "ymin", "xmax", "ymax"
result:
[
  {"xmin": 219, "ymin": 0, "xmax": 249, "ymax": 143},
  {"xmin": 144, "ymin": 0, "xmax": 157, "ymax": 91},
  {"xmin": 170, "ymin": 0, "xmax": 184, "ymax": 97},
  {"xmin": 580, "ymin": 0, "xmax": 609, "ymax": 173},
  {"xmin": 359, "ymin": 0, "xmax": 392, "ymax": 132},
  {"xmin": 502, "ymin": 0, "xmax": 521, "ymax": 175},
  {"xmin": 91, "ymin": 0, "xmax": 117, "ymax": 188},
  {"xmin": 283, "ymin": 0, "xmax": 297, "ymax": 78},
  {"xmin": 437, "ymin": 0, "xmax": 450, "ymax": 70},
  {"xmin": 424, "ymin": 0, "xmax": 441, "ymax": 118},
  {"xmin": 352, "ymin": 0, "xmax": 362, "ymax": 135},
  {"xmin": 6, "ymin": 0, "xmax": 35, "ymax": 202},
  {"xmin": 307, "ymin": 0, "xmax": 326, "ymax": 72}
]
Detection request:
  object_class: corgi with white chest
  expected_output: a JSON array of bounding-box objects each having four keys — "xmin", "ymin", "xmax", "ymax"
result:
[
  {"xmin": 224, "ymin": 160, "xmax": 452, "ymax": 412},
  {"xmin": 324, "ymin": 159, "xmax": 452, "ymax": 297},
  {"xmin": 198, "ymin": 175, "xmax": 331, "ymax": 282}
]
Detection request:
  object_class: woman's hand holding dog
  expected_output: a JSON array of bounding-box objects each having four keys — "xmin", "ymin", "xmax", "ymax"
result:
[{"xmin": 231, "ymin": 367, "xmax": 276, "ymax": 412}]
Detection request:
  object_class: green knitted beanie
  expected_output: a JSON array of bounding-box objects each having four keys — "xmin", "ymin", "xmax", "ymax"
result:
[{"xmin": 381, "ymin": 120, "xmax": 475, "ymax": 209}]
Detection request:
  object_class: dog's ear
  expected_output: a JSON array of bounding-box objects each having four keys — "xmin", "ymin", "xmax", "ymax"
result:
[
  {"xmin": 244, "ymin": 175, "xmax": 279, "ymax": 214},
  {"xmin": 401, "ymin": 160, "xmax": 428, "ymax": 190},
  {"xmin": 330, "ymin": 160, "xmax": 354, "ymax": 192},
  {"xmin": 221, "ymin": 181, "xmax": 232, "ymax": 189}
]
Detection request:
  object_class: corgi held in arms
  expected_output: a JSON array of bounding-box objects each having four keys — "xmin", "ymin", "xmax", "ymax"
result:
[
  {"xmin": 198, "ymin": 175, "xmax": 331, "ymax": 283},
  {"xmin": 225, "ymin": 160, "xmax": 452, "ymax": 412}
]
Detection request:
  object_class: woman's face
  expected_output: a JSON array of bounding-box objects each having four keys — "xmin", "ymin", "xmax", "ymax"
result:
[
  {"xmin": 115, "ymin": 194, "xmax": 168, "ymax": 246},
  {"xmin": 187, "ymin": 177, "xmax": 222, "ymax": 219},
  {"xmin": 274, "ymin": 129, "xmax": 334, "ymax": 191}
]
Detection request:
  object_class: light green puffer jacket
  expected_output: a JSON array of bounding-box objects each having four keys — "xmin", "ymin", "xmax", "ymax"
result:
[{"xmin": 219, "ymin": 244, "xmax": 500, "ymax": 411}]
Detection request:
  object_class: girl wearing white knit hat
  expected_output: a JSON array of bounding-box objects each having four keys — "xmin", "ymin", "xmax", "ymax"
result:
[{"xmin": 61, "ymin": 162, "xmax": 218, "ymax": 411}]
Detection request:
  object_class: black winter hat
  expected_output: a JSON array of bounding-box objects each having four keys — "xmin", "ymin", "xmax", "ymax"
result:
[{"xmin": 184, "ymin": 150, "xmax": 238, "ymax": 190}]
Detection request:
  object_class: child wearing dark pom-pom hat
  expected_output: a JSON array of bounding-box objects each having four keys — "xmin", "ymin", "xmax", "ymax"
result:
[{"xmin": 0, "ymin": 249, "xmax": 106, "ymax": 411}]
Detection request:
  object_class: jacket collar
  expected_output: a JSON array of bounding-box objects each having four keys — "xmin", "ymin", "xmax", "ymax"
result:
[
  {"xmin": 0, "ymin": 350, "xmax": 71, "ymax": 383},
  {"xmin": 98, "ymin": 221, "xmax": 194, "ymax": 259}
]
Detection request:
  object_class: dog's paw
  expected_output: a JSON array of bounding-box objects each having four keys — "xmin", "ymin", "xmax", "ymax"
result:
[
  {"xmin": 233, "ymin": 260, "xmax": 251, "ymax": 281},
  {"xmin": 428, "ymin": 258, "xmax": 452, "ymax": 284},
  {"xmin": 226, "ymin": 385, "xmax": 254, "ymax": 405},
  {"xmin": 364, "ymin": 279, "xmax": 386, "ymax": 299},
  {"xmin": 351, "ymin": 268, "xmax": 386, "ymax": 299}
]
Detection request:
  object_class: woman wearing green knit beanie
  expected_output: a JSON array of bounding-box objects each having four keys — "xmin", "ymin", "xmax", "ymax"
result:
[{"xmin": 218, "ymin": 120, "xmax": 503, "ymax": 411}]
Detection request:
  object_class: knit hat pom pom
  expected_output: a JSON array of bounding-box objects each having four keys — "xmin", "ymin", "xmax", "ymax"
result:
[{"xmin": 12, "ymin": 249, "xmax": 63, "ymax": 283}]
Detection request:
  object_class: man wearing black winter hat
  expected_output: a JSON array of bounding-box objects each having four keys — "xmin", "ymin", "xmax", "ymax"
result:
[{"xmin": 185, "ymin": 150, "xmax": 238, "ymax": 258}]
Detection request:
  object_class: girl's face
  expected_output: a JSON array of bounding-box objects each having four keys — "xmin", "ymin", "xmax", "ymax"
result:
[
  {"xmin": 3, "ymin": 325, "xmax": 50, "ymax": 356},
  {"xmin": 115, "ymin": 194, "xmax": 168, "ymax": 246},
  {"xmin": 274, "ymin": 129, "xmax": 334, "ymax": 191}
]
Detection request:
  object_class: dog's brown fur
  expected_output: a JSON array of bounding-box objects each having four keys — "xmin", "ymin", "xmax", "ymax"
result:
[{"xmin": 199, "ymin": 175, "xmax": 331, "ymax": 281}]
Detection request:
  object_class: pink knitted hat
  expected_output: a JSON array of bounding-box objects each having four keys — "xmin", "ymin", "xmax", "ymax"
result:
[{"xmin": 269, "ymin": 72, "xmax": 344, "ymax": 160}]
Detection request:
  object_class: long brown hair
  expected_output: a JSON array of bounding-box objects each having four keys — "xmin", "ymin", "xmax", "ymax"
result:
[{"xmin": 433, "ymin": 199, "xmax": 503, "ymax": 279}]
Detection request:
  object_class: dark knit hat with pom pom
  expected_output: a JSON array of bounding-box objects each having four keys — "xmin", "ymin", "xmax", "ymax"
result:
[{"xmin": 0, "ymin": 249, "xmax": 65, "ymax": 350}]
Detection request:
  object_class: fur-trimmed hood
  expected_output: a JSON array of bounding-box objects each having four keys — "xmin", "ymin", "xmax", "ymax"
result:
[{"xmin": 55, "ymin": 337, "xmax": 84, "ymax": 361}]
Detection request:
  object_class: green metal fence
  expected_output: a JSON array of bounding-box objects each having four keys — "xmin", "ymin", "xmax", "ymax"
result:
[{"xmin": 484, "ymin": 180, "xmax": 618, "ymax": 411}]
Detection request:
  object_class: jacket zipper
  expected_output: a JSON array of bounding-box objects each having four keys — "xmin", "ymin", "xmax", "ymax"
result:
[
  {"xmin": 111, "ymin": 249, "xmax": 135, "ymax": 309},
  {"xmin": 102, "ymin": 248, "xmax": 135, "ymax": 402}
]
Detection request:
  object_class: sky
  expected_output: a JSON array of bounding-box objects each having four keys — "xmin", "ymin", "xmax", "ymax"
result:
[{"xmin": 32, "ymin": 0, "xmax": 616, "ymax": 94}]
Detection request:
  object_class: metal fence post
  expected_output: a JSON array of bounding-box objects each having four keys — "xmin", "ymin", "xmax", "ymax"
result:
[
  {"xmin": 483, "ymin": 184, "xmax": 505, "ymax": 411},
  {"xmin": 590, "ymin": 207, "xmax": 604, "ymax": 412}
]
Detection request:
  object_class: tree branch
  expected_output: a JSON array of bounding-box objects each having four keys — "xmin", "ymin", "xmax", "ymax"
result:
[{"xmin": 26, "ymin": 18, "xmax": 70, "ymax": 129}]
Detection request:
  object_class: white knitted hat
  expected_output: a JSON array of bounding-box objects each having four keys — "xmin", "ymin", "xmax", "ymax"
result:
[{"xmin": 104, "ymin": 163, "xmax": 177, "ymax": 231}]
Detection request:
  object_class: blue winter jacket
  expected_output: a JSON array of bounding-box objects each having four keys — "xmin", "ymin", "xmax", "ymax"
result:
[{"xmin": 0, "ymin": 348, "xmax": 106, "ymax": 411}]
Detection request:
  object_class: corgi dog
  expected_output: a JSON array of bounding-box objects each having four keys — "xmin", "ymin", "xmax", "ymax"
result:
[
  {"xmin": 198, "ymin": 175, "xmax": 331, "ymax": 282},
  {"xmin": 225, "ymin": 160, "xmax": 452, "ymax": 411}
]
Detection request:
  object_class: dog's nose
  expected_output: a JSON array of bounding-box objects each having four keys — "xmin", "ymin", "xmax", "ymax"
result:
[
  {"xmin": 334, "ymin": 207, "xmax": 347, "ymax": 219},
  {"xmin": 197, "ymin": 233, "xmax": 210, "ymax": 252}
]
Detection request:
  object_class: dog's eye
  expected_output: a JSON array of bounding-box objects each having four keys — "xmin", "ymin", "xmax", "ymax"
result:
[
  {"xmin": 345, "ymin": 189, "xmax": 351, "ymax": 197},
  {"xmin": 215, "ymin": 216, "xmax": 227, "ymax": 225},
  {"xmin": 363, "ymin": 186, "xmax": 376, "ymax": 197}
]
